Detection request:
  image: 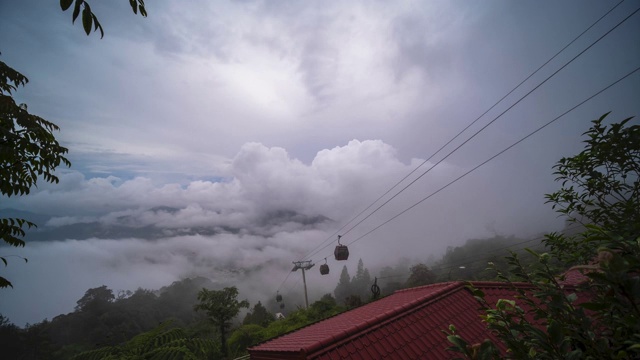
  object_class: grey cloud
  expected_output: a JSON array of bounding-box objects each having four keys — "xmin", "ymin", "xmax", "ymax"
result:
[{"xmin": 1, "ymin": 0, "xmax": 638, "ymax": 329}]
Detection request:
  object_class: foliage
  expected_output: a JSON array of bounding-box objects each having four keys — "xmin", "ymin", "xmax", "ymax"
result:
[
  {"xmin": 71, "ymin": 321, "xmax": 219, "ymax": 360},
  {"xmin": 0, "ymin": 278, "xmax": 213, "ymax": 359},
  {"xmin": 227, "ymin": 294, "xmax": 346, "ymax": 356},
  {"xmin": 434, "ymin": 235, "xmax": 544, "ymax": 282},
  {"xmin": 545, "ymin": 112, "xmax": 639, "ymax": 265},
  {"xmin": 59, "ymin": 0, "xmax": 147, "ymax": 38},
  {"xmin": 351, "ymin": 258, "xmax": 372, "ymax": 300},
  {"xmin": 194, "ymin": 286, "xmax": 249, "ymax": 357},
  {"xmin": 405, "ymin": 263, "xmax": 436, "ymax": 288},
  {"xmin": 334, "ymin": 265, "xmax": 352, "ymax": 305},
  {"xmin": 1, "ymin": 0, "xmax": 149, "ymax": 288},
  {"xmin": 228, "ymin": 324, "xmax": 267, "ymax": 358},
  {"xmin": 308, "ymin": 293, "xmax": 342, "ymax": 319},
  {"xmin": 333, "ymin": 260, "xmax": 374, "ymax": 304},
  {"xmin": 242, "ymin": 302, "xmax": 275, "ymax": 328},
  {"xmin": 75, "ymin": 285, "xmax": 115, "ymax": 312},
  {"xmin": 344, "ymin": 294, "xmax": 364, "ymax": 309},
  {"xmin": 378, "ymin": 262, "xmax": 409, "ymax": 295},
  {"xmin": 0, "ymin": 59, "xmax": 70, "ymax": 288},
  {"xmin": 446, "ymin": 114, "xmax": 640, "ymax": 359}
]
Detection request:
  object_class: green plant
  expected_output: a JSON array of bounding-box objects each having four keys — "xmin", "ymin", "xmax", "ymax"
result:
[
  {"xmin": 71, "ymin": 321, "xmax": 219, "ymax": 360},
  {"xmin": 446, "ymin": 114, "xmax": 640, "ymax": 359},
  {"xmin": 194, "ymin": 287, "xmax": 249, "ymax": 357},
  {"xmin": 1, "ymin": 0, "xmax": 148, "ymax": 288}
]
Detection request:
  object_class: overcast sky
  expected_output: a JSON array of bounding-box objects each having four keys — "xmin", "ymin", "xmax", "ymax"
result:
[{"xmin": 1, "ymin": 0, "xmax": 639, "ymax": 326}]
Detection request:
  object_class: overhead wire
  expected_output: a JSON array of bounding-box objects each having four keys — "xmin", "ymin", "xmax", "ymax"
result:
[
  {"xmin": 276, "ymin": 3, "xmax": 638, "ymax": 295},
  {"xmin": 337, "ymin": 5, "xmax": 639, "ymax": 239},
  {"xmin": 339, "ymin": 65, "xmax": 640, "ymax": 254},
  {"xmin": 297, "ymin": 0, "xmax": 625, "ymax": 263},
  {"xmin": 302, "ymin": 5, "xmax": 640, "ymax": 262}
]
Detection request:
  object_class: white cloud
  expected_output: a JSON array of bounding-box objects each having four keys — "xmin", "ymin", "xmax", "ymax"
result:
[
  {"xmin": 1, "ymin": 0, "xmax": 638, "ymax": 328},
  {"xmin": 7, "ymin": 139, "xmax": 438, "ymax": 225}
]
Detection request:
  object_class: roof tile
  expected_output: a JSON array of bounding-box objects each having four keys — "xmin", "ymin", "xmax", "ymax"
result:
[{"xmin": 250, "ymin": 281, "xmax": 580, "ymax": 360}]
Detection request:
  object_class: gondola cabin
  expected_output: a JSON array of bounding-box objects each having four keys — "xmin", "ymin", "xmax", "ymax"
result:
[
  {"xmin": 276, "ymin": 293, "xmax": 282, "ymax": 302},
  {"xmin": 334, "ymin": 244, "xmax": 349, "ymax": 261},
  {"xmin": 320, "ymin": 263, "xmax": 330, "ymax": 275},
  {"xmin": 280, "ymin": 303, "xmax": 285, "ymax": 310}
]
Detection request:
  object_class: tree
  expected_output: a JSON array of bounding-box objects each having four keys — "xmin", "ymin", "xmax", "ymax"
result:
[
  {"xmin": 0, "ymin": 314, "xmax": 24, "ymax": 359},
  {"xmin": 71, "ymin": 321, "xmax": 219, "ymax": 360},
  {"xmin": 308, "ymin": 293, "xmax": 342, "ymax": 321},
  {"xmin": 544, "ymin": 112, "xmax": 639, "ymax": 264},
  {"xmin": 344, "ymin": 295, "xmax": 364, "ymax": 309},
  {"xmin": 243, "ymin": 301, "xmax": 275, "ymax": 328},
  {"xmin": 74, "ymin": 285, "xmax": 115, "ymax": 313},
  {"xmin": 228, "ymin": 324, "xmax": 266, "ymax": 358},
  {"xmin": 1, "ymin": 1, "xmax": 148, "ymax": 289},
  {"xmin": 351, "ymin": 258, "xmax": 372, "ymax": 300},
  {"xmin": 334, "ymin": 265, "xmax": 352, "ymax": 305},
  {"xmin": 0, "ymin": 59, "xmax": 70, "ymax": 288},
  {"xmin": 446, "ymin": 113, "xmax": 640, "ymax": 359},
  {"xmin": 405, "ymin": 263, "xmax": 436, "ymax": 288},
  {"xmin": 194, "ymin": 286, "xmax": 249, "ymax": 358}
]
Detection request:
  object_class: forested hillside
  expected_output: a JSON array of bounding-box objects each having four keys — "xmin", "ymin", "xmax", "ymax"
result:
[{"xmin": 0, "ymin": 233, "xmax": 550, "ymax": 359}]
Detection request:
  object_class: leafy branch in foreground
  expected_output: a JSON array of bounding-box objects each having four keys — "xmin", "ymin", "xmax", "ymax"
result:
[
  {"xmin": 446, "ymin": 114, "xmax": 640, "ymax": 359},
  {"xmin": 1, "ymin": 0, "xmax": 149, "ymax": 288},
  {"xmin": 60, "ymin": 0, "xmax": 148, "ymax": 38},
  {"xmin": 71, "ymin": 321, "xmax": 219, "ymax": 360},
  {"xmin": 1, "ymin": 58, "xmax": 71, "ymax": 287}
]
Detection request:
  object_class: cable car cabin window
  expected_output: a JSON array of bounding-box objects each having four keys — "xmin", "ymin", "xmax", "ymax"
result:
[
  {"xmin": 334, "ymin": 245, "xmax": 349, "ymax": 261},
  {"xmin": 320, "ymin": 263, "xmax": 329, "ymax": 275}
]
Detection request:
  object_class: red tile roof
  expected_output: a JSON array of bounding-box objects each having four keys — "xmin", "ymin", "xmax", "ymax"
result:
[{"xmin": 249, "ymin": 281, "xmax": 537, "ymax": 360}]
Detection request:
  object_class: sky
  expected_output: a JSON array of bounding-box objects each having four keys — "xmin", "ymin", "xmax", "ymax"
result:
[{"xmin": 1, "ymin": 0, "xmax": 639, "ymax": 326}]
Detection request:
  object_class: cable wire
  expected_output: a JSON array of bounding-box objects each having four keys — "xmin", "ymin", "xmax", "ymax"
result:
[
  {"xmin": 297, "ymin": 1, "xmax": 625, "ymax": 262},
  {"xmin": 336, "ymin": 5, "xmax": 640, "ymax": 240},
  {"xmin": 337, "ymin": 65, "xmax": 639, "ymax": 254},
  {"xmin": 303, "ymin": 5, "xmax": 640, "ymax": 262}
]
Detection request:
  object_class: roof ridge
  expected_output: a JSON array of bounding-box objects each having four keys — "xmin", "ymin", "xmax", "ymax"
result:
[
  {"xmin": 303, "ymin": 282, "xmax": 465, "ymax": 356},
  {"xmin": 393, "ymin": 281, "xmax": 461, "ymax": 293}
]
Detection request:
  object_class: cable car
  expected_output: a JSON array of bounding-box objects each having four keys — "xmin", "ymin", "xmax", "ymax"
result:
[
  {"xmin": 280, "ymin": 303, "xmax": 285, "ymax": 310},
  {"xmin": 276, "ymin": 291, "xmax": 282, "ymax": 303},
  {"xmin": 334, "ymin": 235, "xmax": 349, "ymax": 261},
  {"xmin": 320, "ymin": 258, "xmax": 329, "ymax": 275}
]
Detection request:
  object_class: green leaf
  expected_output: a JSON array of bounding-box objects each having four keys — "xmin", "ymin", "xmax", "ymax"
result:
[
  {"xmin": 60, "ymin": 0, "xmax": 74, "ymax": 11},
  {"xmin": 92, "ymin": 14, "xmax": 104, "ymax": 38},
  {"xmin": 579, "ymin": 302, "xmax": 607, "ymax": 311},
  {"xmin": 0, "ymin": 276, "xmax": 13, "ymax": 288},
  {"xmin": 447, "ymin": 335, "xmax": 469, "ymax": 351},
  {"xmin": 72, "ymin": 0, "xmax": 82, "ymax": 23},
  {"xmin": 82, "ymin": 7, "xmax": 92, "ymax": 35},
  {"xmin": 130, "ymin": 0, "xmax": 138, "ymax": 14},
  {"xmin": 548, "ymin": 320, "xmax": 563, "ymax": 346}
]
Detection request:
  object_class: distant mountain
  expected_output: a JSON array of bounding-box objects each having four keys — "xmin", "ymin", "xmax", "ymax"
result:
[
  {"xmin": 259, "ymin": 209, "xmax": 332, "ymax": 227},
  {"xmin": 0, "ymin": 207, "xmax": 333, "ymax": 242}
]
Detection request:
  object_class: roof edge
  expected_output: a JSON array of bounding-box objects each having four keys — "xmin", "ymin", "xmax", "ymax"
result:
[{"xmin": 303, "ymin": 281, "xmax": 466, "ymax": 356}]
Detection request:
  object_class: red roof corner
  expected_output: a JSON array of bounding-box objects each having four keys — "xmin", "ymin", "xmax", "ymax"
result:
[{"xmin": 248, "ymin": 281, "xmax": 536, "ymax": 359}]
